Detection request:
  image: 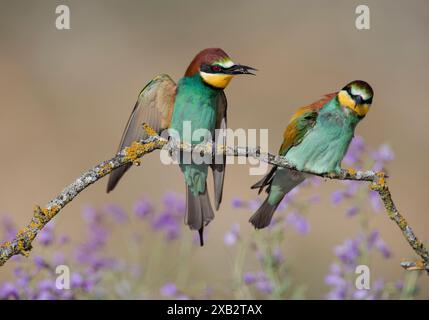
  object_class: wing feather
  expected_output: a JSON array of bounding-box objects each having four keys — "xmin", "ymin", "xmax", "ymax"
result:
[
  {"xmin": 279, "ymin": 92, "xmax": 337, "ymax": 155},
  {"xmin": 210, "ymin": 91, "xmax": 227, "ymax": 210},
  {"xmin": 253, "ymin": 92, "xmax": 337, "ymax": 194},
  {"xmin": 107, "ymin": 74, "xmax": 176, "ymax": 192}
]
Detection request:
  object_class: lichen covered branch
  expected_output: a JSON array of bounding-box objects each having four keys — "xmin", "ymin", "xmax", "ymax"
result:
[{"xmin": 0, "ymin": 125, "xmax": 427, "ymax": 272}]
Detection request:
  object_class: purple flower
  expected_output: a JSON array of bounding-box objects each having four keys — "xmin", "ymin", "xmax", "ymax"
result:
[
  {"xmin": 37, "ymin": 291, "xmax": 55, "ymax": 300},
  {"xmin": 134, "ymin": 198, "xmax": 152, "ymax": 219},
  {"xmin": 325, "ymin": 274, "xmax": 346, "ymax": 287},
  {"xmin": 104, "ymin": 204, "xmax": 128, "ymax": 223},
  {"xmin": 162, "ymin": 192, "xmax": 185, "ymax": 217},
  {"xmin": 367, "ymin": 230, "xmax": 380, "ymax": 249},
  {"xmin": 37, "ymin": 222, "xmax": 54, "ymax": 246},
  {"xmin": 284, "ymin": 211, "xmax": 309, "ymax": 235},
  {"xmin": 334, "ymin": 239, "xmax": 360, "ymax": 265},
  {"xmin": 247, "ymin": 199, "xmax": 261, "ymax": 211},
  {"xmin": 331, "ymin": 190, "xmax": 344, "ymax": 205},
  {"xmin": 371, "ymin": 144, "xmax": 394, "ymax": 171},
  {"xmin": 255, "ymin": 279, "xmax": 273, "ymax": 295},
  {"xmin": 367, "ymin": 231, "xmax": 391, "ymax": 258},
  {"xmin": 165, "ymin": 223, "xmax": 180, "ymax": 241},
  {"xmin": 58, "ymin": 235, "xmax": 70, "ymax": 245},
  {"xmin": 344, "ymin": 180, "xmax": 360, "ymax": 197},
  {"xmin": 1, "ymin": 216, "xmax": 17, "ymax": 241},
  {"xmin": 224, "ymin": 223, "xmax": 240, "ymax": 246},
  {"xmin": 82, "ymin": 206, "xmax": 100, "ymax": 224},
  {"xmin": 52, "ymin": 252, "xmax": 66, "ymax": 265},
  {"xmin": 231, "ymin": 197, "xmax": 244, "ymax": 208},
  {"xmin": 273, "ymin": 247, "xmax": 284, "ymax": 265},
  {"xmin": 33, "ymin": 255, "xmax": 49, "ymax": 269},
  {"xmin": 152, "ymin": 212, "xmax": 178, "ymax": 231},
  {"xmin": 369, "ymin": 190, "xmax": 382, "ymax": 213},
  {"xmin": 243, "ymin": 272, "xmax": 256, "ymax": 284},
  {"xmin": 71, "ymin": 272, "xmax": 84, "ymax": 288},
  {"xmin": 327, "ymin": 286, "xmax": 347, "ymax": 300},
  {"xmin": 160, "ymin": 283, "xmax": 177, "ymax": 297},
  {"xmin": 0, "ymin": 282, "xmax": 19, "ymax": 299},
  {"xmin": 343, "ymin": 136, "xmax": 365, "ymax": 166},
  {"xmin": 346, "ymin": 206, "xmax": 359, "ymax": 218},
  {"xmin": 375, "ymin": 238, "xmax": 391, "ymax": 258},
  {"xmin": 353, "ymin": 289, "xmax": 369, "ymax": 300}
]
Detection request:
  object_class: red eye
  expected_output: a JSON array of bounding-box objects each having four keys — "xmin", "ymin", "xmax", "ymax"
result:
[{"xmin": 211, "ymin": 65, "xmax": 221, "ymax": 72}]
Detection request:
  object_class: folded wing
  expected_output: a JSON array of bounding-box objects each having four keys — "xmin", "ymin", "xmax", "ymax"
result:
[{"xmin": 107, "ymin": 74, "xmax": 176, "ymax": 192}]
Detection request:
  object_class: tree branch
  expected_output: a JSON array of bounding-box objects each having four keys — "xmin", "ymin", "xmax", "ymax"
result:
[{"xmin": 0, "ymin": 124, "xmax": 427, "ymax": 273}]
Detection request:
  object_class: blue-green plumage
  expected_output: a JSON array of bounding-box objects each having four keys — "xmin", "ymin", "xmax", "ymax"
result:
[
  {"xmin": 284, "ymin": 98, "xmax": 360, "ymax": 174},
  {"xmin": 251, "ymin": 80, "xmax": 373, "ymax": 229},
  {"xmin": 107, "ymin": 48, "xmax": 256, "ymax": 245},
  {"xmin": 170, "ymin": 74, "xmax": 221, "ymax": 196}
]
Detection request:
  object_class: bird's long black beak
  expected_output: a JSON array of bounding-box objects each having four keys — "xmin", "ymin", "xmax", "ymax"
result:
[{"xmin": 226, "ymin": 64, "xmax": 257, "ymax": 75}]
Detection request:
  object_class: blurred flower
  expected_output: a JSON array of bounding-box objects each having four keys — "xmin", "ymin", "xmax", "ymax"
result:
[
  {"xmin": 346, "ymin": 206, "xmax": 359, "ymax": 218},
  {"xmin": 243, "ymin": 272, "xmax": 256, "ymax": 285},
  {"xmin": 1, "ymin": 216, "xmax": 17, "ymax": 241},
  {"xmin": 231, "ymin": 197, "xmax": 244, "ymax": 208},
  {"xmin": 371, "ymin": 144, "xmax": 394, "ymax": 171},
  {"xmin": 343, "ymin": 136, "xmax": 365, "ymax": 166},
  {"xmin": 331, "ymin": 190, "xmax": 344, "ymax": 205},
  {"xmin": 134, "ymin": 198, "xmax": 152, "ymax": 219},
  {"xmin": 162, "ymin": 192, "xmax": 185, "ymax": 217},
  {"xmin": 334, "ymin": 238, "xmax": 360, "ymax": 266},
  {"xmin": 0, "ymin": 282, "xmax": 19, "ymax": 299},
  {"xmin": 104, "ymin": 204, "xmax": 128, "ymax": 223},
  {"xmin": 284, "ymin": 211, "xmax": 309, "ymax": 235},
  {"xmin": 369, "ymin": 190, "xmax": 383, "ymax": 213},
  {"xmin": 33, "ymin": 255, "xmax": 49, "ymax": 269},
  {"xmin": 255, "ymin": 278, "xmax": 273, "ymax": 295},
  {"xmin": 37, "ymin": 222, "xmax": 54, "ymax": 246},
  {"xmin": 247, "ymin": 199, "xmax": 261, "ymax": 211},
  {"xmin": 82, "ymin": 206, "xmax": 100, "ymax": 224},
  {"xmin": 160, "ymin": 283, "xmax": 177, "ymax": 297},
  {"xmin": 224, "ymin": 223, "xmax": 240, "ymax": 246}
]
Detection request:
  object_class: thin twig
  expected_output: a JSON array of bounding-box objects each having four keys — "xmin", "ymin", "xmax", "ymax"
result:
[{"xmin": 0, "ymin": 124, "xmax": 427, "ymax": 272}]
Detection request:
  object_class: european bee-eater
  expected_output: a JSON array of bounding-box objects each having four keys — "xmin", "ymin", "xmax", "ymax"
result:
[
  {"xmin": 250, "ymin": 80, "xmax": 373, "ymax": 229},
  {"xmin": 107, "ymin": 48, "xmax": 256, "ymax": 245}
]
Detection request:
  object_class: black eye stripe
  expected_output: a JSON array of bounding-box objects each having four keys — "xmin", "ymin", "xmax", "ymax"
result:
[
  {"xmin": 200, "ymin": 63, "xmax": 225, "ymax": 74},
  {"xmin": 345, "ymin": 87, "xmax": 372, "ymax": 104}
]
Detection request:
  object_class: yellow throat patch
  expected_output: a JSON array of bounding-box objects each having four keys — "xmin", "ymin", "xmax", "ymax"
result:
[
  {"xmin": 338, "ymin": 90, "xmax": 369, "ymax": 117},
  {"xmin": 200, "ymin": 72, "xmax": 233, "ymax": 89}
]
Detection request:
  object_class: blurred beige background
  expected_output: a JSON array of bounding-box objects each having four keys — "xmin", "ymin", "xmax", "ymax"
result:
[{"xmin": 0, "ymin": 0, "xmax": 428, "ymax": 298}]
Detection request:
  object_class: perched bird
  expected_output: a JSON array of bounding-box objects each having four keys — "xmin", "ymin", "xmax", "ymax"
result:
[
  {"xmin": 250, "ymin": 80, "xmax": 373, "ymax": 229},
  {"xmin": 107, "ymin": 48, "xmax": 256, "ymax": 245}
]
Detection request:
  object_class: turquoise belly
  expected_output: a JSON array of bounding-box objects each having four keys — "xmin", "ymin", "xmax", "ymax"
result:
[{"xmin": 285, "ymin": 110, "xmax": 357, "ymax": 174}]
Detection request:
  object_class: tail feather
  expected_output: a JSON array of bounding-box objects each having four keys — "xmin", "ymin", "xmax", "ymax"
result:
[
  {"xmin": 251, "ymin": 166, "xmax": 277, "ymax": 194},
  {"xmin": 185, "ymin": 184, "xmax": 214, "ymax": 246},
  {"xmin": 250, "ymin": 168, "xmax": 306, "ymax": 229},
  {"xmin": 249, "ymin": 198, "xmax": 279, "ymax": 229},
  {"xmin": 107, "ymin": 164, "xmax": 132, "ymax": 193}
]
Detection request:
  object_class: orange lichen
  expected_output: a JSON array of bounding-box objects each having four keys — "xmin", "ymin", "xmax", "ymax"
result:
[
  {"xmin": 42, "ymin": 205, "xmax": 60, "ymax": 219},
  {"xmin": 98, "ymin": 163, "xmax": 113, "ymax": 176},
  {"xmin": 376, "ymin": 172, "xmax": 386, "ymax": 187},
  {"xmin": 347, "ymin": 168, "xmax": 357, "ymax": 175},
  {"xmin": 142, "ymin": 123, "xmax": 157, "ymax": 137},
  {"xmin": 124, "ymin": 141, "xmax": 158, "ymax": 162}
]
